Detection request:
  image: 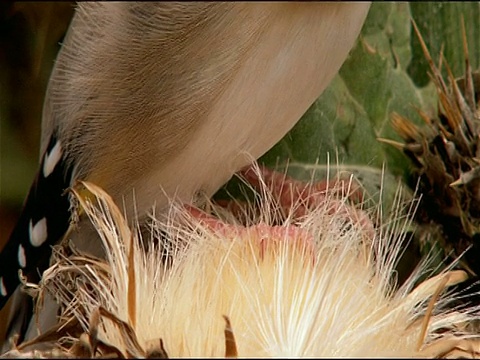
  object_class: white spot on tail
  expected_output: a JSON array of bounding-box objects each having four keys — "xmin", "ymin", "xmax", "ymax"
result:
[
  {"xmin": 0, "ymin": 277, "xmax": 6, "ymax": 296},
  {"xmin": 18, "ymin": 244, "xmax": 26, "ymax": 268},
  {"xmin": 29, "ymin": 218, "xmax": 48, "ymax": 247},
  {"xmin": 43, "ymin": 140, "xmax": 63, "ymax": 177}
]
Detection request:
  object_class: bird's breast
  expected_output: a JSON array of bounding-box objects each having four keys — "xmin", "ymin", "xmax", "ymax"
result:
[
  {"xmin": 129, "ymin": 2, "xmax": 371, "ymax": 216},
  {"xmin": 51, "ymin": 2, "xmax": 371, "ymax": 221}
]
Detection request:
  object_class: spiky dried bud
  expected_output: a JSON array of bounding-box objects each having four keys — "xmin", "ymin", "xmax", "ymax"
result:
[
  {"xmin": 382, "ymin": 19, "xmax": 480, "ymax": 276},
  {"xmin": 2, "ymin": 166, "xmax": 479, "ymax": 358}
]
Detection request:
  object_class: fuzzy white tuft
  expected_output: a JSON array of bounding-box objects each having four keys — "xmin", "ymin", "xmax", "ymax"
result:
[{"xmin": 7, "ymin": 167, "xmax": 480, "ymax": 358}]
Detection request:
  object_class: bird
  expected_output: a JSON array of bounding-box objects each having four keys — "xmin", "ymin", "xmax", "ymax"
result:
[{"xmin": 0, "ymin": 1, "xmax": 371, "ymax": 348}]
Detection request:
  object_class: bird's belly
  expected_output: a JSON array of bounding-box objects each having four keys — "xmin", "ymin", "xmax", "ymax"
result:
[{"xmin": 109, "ymin": 2, "xmax": 371, "ymax": 223}]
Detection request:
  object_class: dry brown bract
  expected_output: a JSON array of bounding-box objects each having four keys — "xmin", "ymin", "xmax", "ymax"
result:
[{"xmin": 379, "ymin": 19, "xmax": 480, "ymax": 277}]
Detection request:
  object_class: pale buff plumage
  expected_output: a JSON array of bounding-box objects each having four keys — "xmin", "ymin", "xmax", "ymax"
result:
[
  {"xmin": 42, "ymin": 2, "xmax": 371, "ymax": 222},
  {"xmin": 5, "ymin": 169, "xmax": 480, "ymax": 358}
]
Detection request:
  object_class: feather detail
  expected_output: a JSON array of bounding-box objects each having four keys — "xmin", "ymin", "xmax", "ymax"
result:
[{"xmin": 0, "ymin": 133, "xmax": 73, "ymax": 314}]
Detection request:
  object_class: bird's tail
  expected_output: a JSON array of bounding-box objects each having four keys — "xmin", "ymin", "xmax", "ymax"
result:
[{"xmin": 0, "ymin": 133, "xmax": 73, "ymax": 345}]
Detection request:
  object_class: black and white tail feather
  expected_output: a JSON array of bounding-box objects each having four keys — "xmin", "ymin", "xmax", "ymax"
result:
[{"xmin": 0, "ymin": 133, "xmax": 73, "ymax": 340}]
